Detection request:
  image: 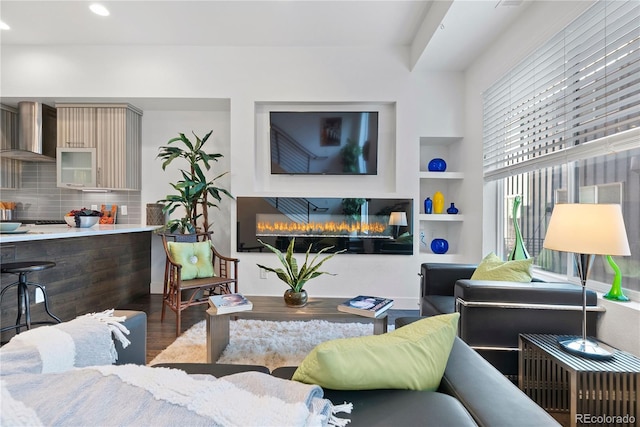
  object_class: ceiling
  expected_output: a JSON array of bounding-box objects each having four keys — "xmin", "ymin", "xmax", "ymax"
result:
[{"xmin": 0, "ymin": 0, "xmax": 530, "ymax": 72}]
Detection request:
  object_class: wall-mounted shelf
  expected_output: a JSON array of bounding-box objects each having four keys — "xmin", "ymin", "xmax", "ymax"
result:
[
  {"xmin": 418, "ymin": 214, "xmax": 464, "ymax": 222},
  {"xmin": 419, "ymin": 171, "xmax": 464, "ymax": 179}
]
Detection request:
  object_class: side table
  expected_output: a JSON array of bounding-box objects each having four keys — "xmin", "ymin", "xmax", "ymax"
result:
[{"xmin": 519, "ymin": 333, "xmax": 639, "ymax": 427}]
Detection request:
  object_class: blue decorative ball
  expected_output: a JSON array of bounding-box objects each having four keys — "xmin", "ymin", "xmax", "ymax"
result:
[
  {"xmin": 430, "ymin": 238, "xmax": 449, "ymax": 254},
  {"xmin": 428, "ymin": 158, "xmax": 447, "ymax": 172}
]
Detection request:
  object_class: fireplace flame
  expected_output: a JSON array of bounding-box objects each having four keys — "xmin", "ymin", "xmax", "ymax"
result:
[{"xmin": 256, "ymin": 218, "xmax": 389, "ymax": 237}]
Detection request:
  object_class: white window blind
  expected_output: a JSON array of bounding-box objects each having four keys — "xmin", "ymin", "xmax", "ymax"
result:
[{"xmin": 483, "ymin": 0, "xmax": 640, "ymax": 181}]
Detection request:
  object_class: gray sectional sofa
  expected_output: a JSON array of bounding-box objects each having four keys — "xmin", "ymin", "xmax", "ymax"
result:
[{"xmin": 157, "ymin": 320, "xmax": 559, "ymax": 426}]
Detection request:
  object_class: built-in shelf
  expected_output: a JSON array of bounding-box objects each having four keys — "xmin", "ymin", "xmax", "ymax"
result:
[
  {"xmin": 419, "ymin": 171, "xmax": 464, "ymax": 179},
  {"xmin": 415, "ymin": 252, "xmax": 464, "ymax": 263},
  {"xmin": 418, "ymin": 136, "xmax": 464, "ymax": 260},
  {"xmin": 418, "ymin": 214, "xmax": 464, "ymax": 221}
]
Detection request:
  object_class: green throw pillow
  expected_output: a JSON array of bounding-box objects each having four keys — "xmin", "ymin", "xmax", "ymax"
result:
[
  {"xmin": 292, "ymin": 312, "xmax": 459, "ymax": 391},
  {"xmin": 470, "ymin": 252, "xmax": 533, "ymax": 282},
  {"xmin": 167, "ymin": 241, "xmax": 216, "ymax": 280}
]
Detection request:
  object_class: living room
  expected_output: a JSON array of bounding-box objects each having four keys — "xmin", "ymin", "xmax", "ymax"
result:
[
  {"xmin": 1, "ymin": 1, "xmax": 639, "ymax": 425},
  {"xmin": 1, "ymin": 1, "xmax": 638, "ymax": 356}
]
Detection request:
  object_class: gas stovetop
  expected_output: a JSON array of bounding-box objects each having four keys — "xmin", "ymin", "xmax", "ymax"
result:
[{"xmin": 20, "ymin": 220, "xmax": 67, "ymax": 225}]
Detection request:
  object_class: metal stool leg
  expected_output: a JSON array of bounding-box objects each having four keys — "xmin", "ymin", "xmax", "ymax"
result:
[
  {"xmin": 29, "ymin": 281, "xmax": 62, "ymax": 324},
  {"xmin": 0, "ymin": 281, "xmax": 20, "ymax": 333},
  {"xmin": 16, "ymin": 274, "xmax": 31, "ymax": 333}
]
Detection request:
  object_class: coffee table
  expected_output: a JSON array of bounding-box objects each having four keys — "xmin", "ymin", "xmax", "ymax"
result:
[{"xmin": 206, "ymin": 295, "xmax": 389, "ymax": 362}]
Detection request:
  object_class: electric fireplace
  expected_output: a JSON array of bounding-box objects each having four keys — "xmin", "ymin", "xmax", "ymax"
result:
[{"xmin": 237, "ymin": 197, "xmax": 413, "ymax": 255}]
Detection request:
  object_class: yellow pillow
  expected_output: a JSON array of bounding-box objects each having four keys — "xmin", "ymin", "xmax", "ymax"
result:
[
  {"xmin": 292, "ymin": 313, "xmax": 459, "ymax": 391},
  {"xmin": 167, "ymin": 241, "xmax": 216, "ymax": 280},
  {"xmin": 470, "ymin": 252, "xmax": 532, "ymax": 282}
]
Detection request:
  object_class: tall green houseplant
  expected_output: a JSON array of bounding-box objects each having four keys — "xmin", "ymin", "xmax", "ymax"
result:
[{"xmin": 157, "ymin": 130, "xmax": 232, "ymax": 233}]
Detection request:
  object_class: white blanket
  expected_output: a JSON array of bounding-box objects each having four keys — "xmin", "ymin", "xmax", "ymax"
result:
[
  {"xmin": 0, "ymin": 309, "xmax": 129, "ymax": 376},
  {"xmin": 0, "ymin": 310, "xmax": 352, "ymax": 426},
  {"xmin": 1, "ymin": 365, "xmax": 351, "ymax": 426}
]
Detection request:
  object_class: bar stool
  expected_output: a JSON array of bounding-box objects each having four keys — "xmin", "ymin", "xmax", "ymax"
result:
[{"xmin": 0, "ymin": 261, "xmax": 62, "ymax": 333}]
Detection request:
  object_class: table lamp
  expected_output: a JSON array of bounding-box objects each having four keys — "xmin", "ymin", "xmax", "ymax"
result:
[
  {"xmin": 389, "ymin": 212, "xmax": 407, "ymax": 239},
  {"xmin": 543, "ymin": 203, "xmax": 631, "ymax": 359}
]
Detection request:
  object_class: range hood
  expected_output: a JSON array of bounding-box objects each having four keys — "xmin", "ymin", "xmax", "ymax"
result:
[{"xmin": 1, "ymin": 102, "xmax": 57, "ymax": 162}]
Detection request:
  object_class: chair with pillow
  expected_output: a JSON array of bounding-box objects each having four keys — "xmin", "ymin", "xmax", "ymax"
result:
[
  {"xmin": 160, "ymin": 232, "xmax": 239, "ymax": 335},
  {"xmin": 410, "ymin": 254, "xmax": 603, "ymax": 382}
]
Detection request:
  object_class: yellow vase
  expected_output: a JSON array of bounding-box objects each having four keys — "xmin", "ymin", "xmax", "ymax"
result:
[{"xmin": 433, "ymin": 191, "xmax": 445, "ymax": 214}]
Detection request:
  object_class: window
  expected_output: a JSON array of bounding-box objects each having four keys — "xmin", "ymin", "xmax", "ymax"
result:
[{"xmin": 483, "ymin": 1, "xmax": 640, "ymax": 294}]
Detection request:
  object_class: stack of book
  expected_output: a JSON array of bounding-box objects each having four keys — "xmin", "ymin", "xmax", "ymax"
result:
[
  {"xmin": 337, "ymin": 295, "xmax": 394, "ymax": 318},
  {"xmin": 208, "ymin": 293, "xmax": 253, "ymax": 315}
]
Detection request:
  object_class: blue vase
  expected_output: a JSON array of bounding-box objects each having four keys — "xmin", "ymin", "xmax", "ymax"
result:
[
  {"xmin": 430, "ymin": 238, "xmax": 449, "ymax": 254},
  {"xmin": 446, "ymin": 203, "xmax": 459, "ymax": 214},
  {"xmin": 424, "ymin": 197, "xmax": 433, "ymax": 214},
  {"xmin": 428, "ymin": 158, "xmax": 447, "ymax": 172}
]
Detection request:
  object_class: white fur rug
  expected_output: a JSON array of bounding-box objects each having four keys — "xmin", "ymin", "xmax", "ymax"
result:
[{"xmin": 149, "ymin": 319, "xmax": 386, "ymax": 371}]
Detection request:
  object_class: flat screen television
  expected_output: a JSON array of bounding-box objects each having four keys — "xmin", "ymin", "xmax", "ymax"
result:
[{"xmin": 270, "ymin": 111, "xmax": 378, "ymax": 175}]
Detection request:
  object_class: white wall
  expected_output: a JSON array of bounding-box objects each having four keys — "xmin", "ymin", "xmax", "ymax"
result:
[{"xmin": 1, "ymin": 45, "xmax": 469, "ymax": 309}]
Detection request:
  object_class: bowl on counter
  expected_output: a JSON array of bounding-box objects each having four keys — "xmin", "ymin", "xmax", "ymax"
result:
[
  {"xmin": 64, "ymin": 216, "xmax": 100, "ymax": 228},
  {"xmin": 0, "ymin": 222, "xmax": 22, "ymax": 232}
]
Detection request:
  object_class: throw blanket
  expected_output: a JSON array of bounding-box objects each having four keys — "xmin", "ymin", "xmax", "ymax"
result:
[
  {"xmin": 1, "ymin": 365, "xmax": 352, "ymax": 426},
  {"xmin": 0, "ymin": 309, "xmax": 130, "ymax": 376}
]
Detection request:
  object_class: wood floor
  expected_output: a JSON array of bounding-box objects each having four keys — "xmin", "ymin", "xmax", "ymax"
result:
[{"xmin": 119, "ymin": 294, "xmax": 420, "ymax": 364}]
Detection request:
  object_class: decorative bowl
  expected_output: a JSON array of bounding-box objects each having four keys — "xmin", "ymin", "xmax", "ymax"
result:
[
  {"xmin": 428, "ymin": 158, "xmax": 447, "ymax": 172},
  {"xmin": 65, "ymin": 215, "xmax": 99, "ymax": 228},
  {"xmin": 0, "ymin": 222, "xmax": 22, "ymax": 232},
  {"xmin": 78, "ymin": 216, "xmax": 100, "ymax": 228},
  {"xmin": 430, "ymin": 238, "xmax": 449, "ymax": 254}
]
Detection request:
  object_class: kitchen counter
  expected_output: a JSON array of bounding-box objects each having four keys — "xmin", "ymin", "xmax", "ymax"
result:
[
  {"xmin": 0, "ymin": 224, "xmax": 159, "ymax": 243},
  {"xmin": 1, "ymin": 225, "xmax": 154, "ymax": 341}
]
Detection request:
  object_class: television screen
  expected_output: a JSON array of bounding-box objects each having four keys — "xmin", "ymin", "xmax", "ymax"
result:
[{"xmin": 270, "ymin": 111, "xmax": 378, "ymax": 175}]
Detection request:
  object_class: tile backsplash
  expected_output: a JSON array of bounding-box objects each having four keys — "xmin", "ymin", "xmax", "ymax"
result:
[{"xmin": 0, "ymin": 162, "xmax": 141, "ymax": 223}]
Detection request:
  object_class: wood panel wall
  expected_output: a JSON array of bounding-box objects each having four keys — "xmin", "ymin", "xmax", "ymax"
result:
[{"xmin": 0, "ymin": 232, "xmax": 151, "ymax": 342}]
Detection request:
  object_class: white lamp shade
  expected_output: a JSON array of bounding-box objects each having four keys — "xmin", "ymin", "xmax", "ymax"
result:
[
  {"xmin": 543, "ymin": 204, "xmax": 631, "ymax": 256},
  {"xmin": 389, "ymin": 212, "xmax": 408, "ymax": 226}
]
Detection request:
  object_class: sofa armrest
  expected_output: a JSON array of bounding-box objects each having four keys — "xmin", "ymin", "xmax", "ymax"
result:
[
  {"xmin": 454, "ymin": 279, "xmax": 599, "ymax": 306},
  {"xmin": 440, "ymin": 337, "xmax": 559, "ymax": 426},
  {"xmin": 454, "ymin": 280, "xmax": 603, "ymax": 347},
  {"xmin": 113, "ymin": 310, "xmax": 147, "ymax": 365}
]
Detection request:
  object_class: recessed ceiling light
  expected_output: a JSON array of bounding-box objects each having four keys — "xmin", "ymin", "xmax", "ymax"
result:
[
  {"xmin": 0, "ymin": 21, "xmax": 10, "ymax": 31},
  {"xmin": 90, "ymin": 3, "xmax": 110, "ymax": 17}
]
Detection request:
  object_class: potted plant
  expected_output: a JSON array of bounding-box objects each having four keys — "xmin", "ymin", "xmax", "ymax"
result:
[
  {"xmin": 256, "ymin": 238, "xmax": 346, "ymax": 307},
  {"xmin": 156, "ymin": 130, "xmax": 232, "ymax": 233}
]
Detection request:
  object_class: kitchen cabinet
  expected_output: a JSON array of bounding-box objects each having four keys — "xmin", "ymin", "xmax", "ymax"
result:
[
  {"xmin": 56, "ymin": 147, "xmax": 96, "ymax": 188},
  {"xmin": 0, "ymin": 105, "xmax": 21, "ymax": 189},
  {"xmin": 418, "ymin": 136, "xmax": 464, "ymax": 262},
  {"xmin": 56, "ymin": 103, "xmax": 142, "ymax": 190}
]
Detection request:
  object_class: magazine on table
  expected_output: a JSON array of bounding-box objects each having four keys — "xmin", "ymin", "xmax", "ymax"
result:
[
  {"xmin": 208, "ymin": 293, "xmax": 253, "ymax": 315},
  {"xmin": 337, "ymin": 295, "xmax": 394, "ymax": 318}
]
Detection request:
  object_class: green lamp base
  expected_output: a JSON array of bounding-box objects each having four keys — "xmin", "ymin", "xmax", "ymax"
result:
[
  {"xmin": 604, "ymin": 255, "xmax": 630, "ymax": 302},
  {"xmin": 603, "ymin": 291, "xmax": 630, "ymax": 302}
]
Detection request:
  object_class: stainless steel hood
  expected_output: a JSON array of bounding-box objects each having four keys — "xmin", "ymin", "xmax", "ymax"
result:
[{"xmin": 0, "ymin": 101, "xmax": 57, "ymax": 162}]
